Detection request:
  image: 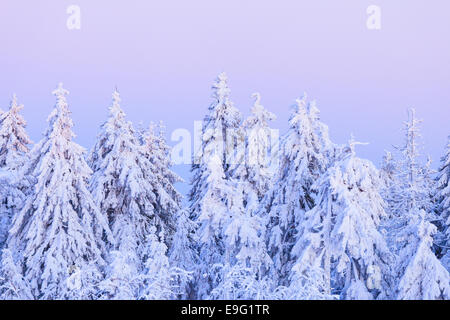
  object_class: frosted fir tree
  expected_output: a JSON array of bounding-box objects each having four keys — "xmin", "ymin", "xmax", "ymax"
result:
[
  {"xmin": 436, "ymin": 137, "xmax": 450, "ymax": 270},
  {"xmin": 0, "ymin": 249, "xmax": 33, "ymax": 300},
  {"xmin": 395, "ymin": 209, "xmax": 450, "ymax": 300},
  {"xmin": 99, "ymin": 249, "xmax": 140, "ymax": 300},
  {"xmin": 0, "ymin": 169, "xmax": 25, "ymax": 252},
  {"xmin": 262, "ymin": 94, "xmax": 335, "ymax": 286},
  {"xmin": 189, "ymin": 72, "xmax": 243, "ymax": 219},
  {"xmin": 210, "ymin": 182, "xmax": 274, "ymax": 300},
  {"xmin": 0, "ymin": 94, "xmax": 32, "ymax": 170},
  {"xmin": 7, "ymin": 83, "xmax": 112, "ymax": 300},
  {"xmin": 193, "ymin": 155, "xmax": 236, "ymax": 299},
  {"xmin": 139, "ymin": 227, "xmax": 191, "ymax": 300},
  {"xmin": 141, "ymin": 121, "xmax": 182, "ymax": 245},
  {"xmin": 0, "ymin": 95, "xmax": 32, "ymax": 252},
  {"xmin": 230, "ymin": 93, "xmax": 277, "ymax": 213},
  {"xmin": 290, "ymin": 137, "xmax": 392, "ymax": 300},
  {"xmin": 388, "ymin": 109, "xmax": 433, "ymax": 220},
  {"xmin": 379, "ymin": 151, "xmax": 398, "ymax": 213},
  {"xmin": 89, "ymin": 90, "xmax": 168, "ymax": 274},
  {"xmin": 169, "ymin": 209, "xmax": 198, "ymax": 299}
]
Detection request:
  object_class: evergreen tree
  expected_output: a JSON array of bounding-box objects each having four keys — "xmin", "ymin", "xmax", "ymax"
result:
[
  {"xmin": 89, "ymin": 90, "xmax": 161, "ymax": 274},
  {"xmin": 262, "ymin": 94, "xmax": 334, "ymax": 286},
  {"xmin": 435, "ymin": 136, "xmax": 450, "ymax": 270},
  {"xmin": 7, "ymin": 83, "xmax": 112, "ymax": 299},
  {"xmin": 395, "ymin": 209, "xmax": 450, "ymax": 299},
  {"xmin": 194, "ymin": 155, "xmax": 235, "ymax": 299},
  {"xmin": 388, "ymin": 109, "xmax": 432, "ymax": 220},
  {"xmin": 0, "ymin": 170, "xmax": 25, "ymax": 252},
  {"xmin": 290, "ymin": 138, "xmax": 392, "ymax": 300},
  {"xmin": 139, "ymin": 227, "xmax": 190, "ymax": 300},
  {"xmin": 231, "ymin": 93, "xmax": 276, "ymax": 213},
  {"xmin": 0, "ymin": 95, "xmax": 32, "ymax": 253},
  {"xmin": 189, "ymin": 72, "xmax": 242, "ymax": 221},
  {"xmin": 141, "ymin": 121, "xmax": 182, "ymax": 246},
  {"xmin": 0, "ymin": 248, "xmax": 33, "ymax": 300},
  {"xmin": 0, "ymin": 94, "xmax": 31, "ymax": 169},
  {"xmin": 210, "ymin": 182, "xmax": 273, "ymax": 299},
  {"xmin": 169, "ymin": 209, "xmax": 198, "ymax": 299}
]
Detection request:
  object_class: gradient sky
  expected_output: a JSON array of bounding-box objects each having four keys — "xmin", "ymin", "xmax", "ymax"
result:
[{"xmin": 0, "ymin": 1, "xmax": 449, "ymax": 196}]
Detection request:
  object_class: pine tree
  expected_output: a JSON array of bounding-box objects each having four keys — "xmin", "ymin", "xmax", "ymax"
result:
[
  {"xmin": 210, "ymin": 182, "xmax": 273, "ymax": 299},
  {"xmin": 388, "ymin": 109, "xmax": 432, "ymax": 219},
  {"xmin": 169, "ymin": 209, "xmax": 198, "ymax": 299},
  {"xmin": 89, "ymin": 90, "xmax": 165, "ymax": 277},
  {"xmin": 0, "ymin": 169, "xmax": 25, "ymax": 252},
  {"xmin": 231, "ymin": 93, "xmax": 276, "ymax": 213},
  {"xmin": 395, "ymin": 209, "xmax": 450, "ymax": 299},
  {"xmin": 139, "ymin": 227, "xmax": 190, "ymax": 300},
  {"xmin": 0, "ymin": 95, "xmax": 32, "ymax": 253},
  {"xmin": 262, "ymin": 94, "xmax": 334, "ymax": 286},
  {"xmin": 141, "ymin": 121, "xmax": 182, "ymax": 246},
  {"xmin": 290, "ymin": 138, "xmax": 392, "ymax": 300},
  {"xmin": 0, "ymin": 94, "xmax": 31, "ymax": 170},
  {"xmin": 436, "ymin": 136, "xmax": 450, "ymax": 270},
  {"xmin": 99, "ymin": 248, "xmax": 140, "ymax": 300},
  {"xmin": 0, "ymin": 249, "xmax": 33, "ymax": 300},
  {"xmin": 7, "ymin": 83, "xmax": 112, "ymax": 299},
  {"xmin": 189, "ymin": 72, "xmax": 242, "ymax": 220},
  {"xmin": 194, "ymin": 155, "xmax": 235, "ymax": 299}
]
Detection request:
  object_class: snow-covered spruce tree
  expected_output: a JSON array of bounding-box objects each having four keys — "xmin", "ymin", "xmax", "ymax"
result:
[
  {"xmin": 0, "ymin": 95, "xmax": 32, "ymax": 253},
  {"xmin": 262, "ymin": 94, "xmax": 334, "ymax": 286},
  {"xmin": 141, "ymin": 121, "xmax": 182, "ymax": 246},
  {"xmin": 0, "ymin": 169, "xmax": 26, "ymax": 253},
  {"xmin": 290, "ymin": 137, "xmax": 392, "ymax": 300},
  {"xmin": 395, "ymin": 209, "xmax": 450, "ymax": 299},
  {"xmin": 388, "ymin": 109, "xmax": 433, "ymax": 220},
  {"xmin": 0, "ymin": 94, "xmax": 31, "ymax": 170},
  {"xmin": 98, "ymin": 221, "xmax": 141, "ymax": 299},
  {"xmin": 169, "ymin": 209, "xmax": 198, "ymax": 299},
  {"xmin": 0, "ymin": 248, "xmax": 33, "ymax": 300},
  {"xmin": 379, "ymin": 151, "xmax": 398, "ymax": 216},
  {"xmin": 436, "ymin": 136, "xmax": 450, "ymax": 270},
  {"xmin": 193, "ymin": 155, "xmax": 236, "ymax": 299},
  {"xmin": 189, "ymin": 72, "xmax": 242, "ymax": 219},
  {"xmin": 230, "ymin": 93, "xmax": 276, "ymax": 214},
  {"xmin": 89, "ymin": 90, "xmax": 161, "ymax": 292},
  {"xmin": 7, "ymin": 83, "xmax": 112, "ymax": 299},
  {"xmin": 139, "ymin": 227, "xmax": 191, "ymax": 300},
  {"xmin": 210, "ymin": 182, "xmax": 273, "ymax": 300}
]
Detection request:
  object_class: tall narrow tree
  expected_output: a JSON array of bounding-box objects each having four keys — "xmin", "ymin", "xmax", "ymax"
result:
[
  {"xmin": 231, "ymin": 93, "xmax": 276, "ymax": 214},
  {"xmin": 0, "ymin": 94, "xmax": 31, "ymax": 169},
  {"xmin": 435, "ymin": 136, "xmax": 450, "ymax": 270},
  {"xmin": 290, "ymin": 138, "xmax": 392, "ymax": 300},
  {"xmin": 395, "ymin": 209, "xmax": 450, "ymax": 299},
  {"xmin": 262, "ymin": 95, "xmax": 335, "ymax": 286},
  {"xmin": 0, "ymin": 95, "xmax": 32, "ymax": 252},
  {"xmin": 189, "ymin": 72, "xmax": 242, "ymax": 221},
  {"xmin": 7, "ymin": 83, "xmax": 112, "ymax": 299}
]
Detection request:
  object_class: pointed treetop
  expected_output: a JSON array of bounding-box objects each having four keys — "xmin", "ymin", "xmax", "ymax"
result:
[
  {"xmin": 218, "ymin": 72, "xmax": 228, "ymax": 82},
  {"xmin": 112, "ymin": 88, "xmax": 121, "ymax": 105},
  {"xmin": 252, "ymin": 92, "xmax": 261, "ymax": 106},
  {"xmin": 348, "ymin": 133, "xmax": 369, "ymax": 155},
  {"xmin": 11, "ymin": 93, "xmax": 18, "ymax": 107},
  {"xmin": 158, "ymin": 120, "xmax": 166, "ymax": 138},
  {"xmin": 294, "ymin": 93, "xmax": 308, "ymax": 111},
  {"xmin": 52, "ymin": 82, "xmax": 69, "ymax": 97},
  {"xmin": 9, "ymin": 93, "xmax": 24, "ymax": 112},
  {"xmin": 212, "ymin": 72, "xmax": 231, "ymax": 101}
]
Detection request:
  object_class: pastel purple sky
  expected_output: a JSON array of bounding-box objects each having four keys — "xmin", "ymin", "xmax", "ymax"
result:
[{"xmin": 0, "ymin": 1, "xmax": 449, "ymax": 194}]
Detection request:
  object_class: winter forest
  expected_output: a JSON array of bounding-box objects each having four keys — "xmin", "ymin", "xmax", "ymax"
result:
[{"xmin": 0, "ymin": 73, "xmax": 449, "ymax": 300}]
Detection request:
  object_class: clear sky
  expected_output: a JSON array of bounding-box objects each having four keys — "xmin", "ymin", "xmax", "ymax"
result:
[{"xmin": 0, "ymin": 1, "xmax": 449, "ymax": 195}]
